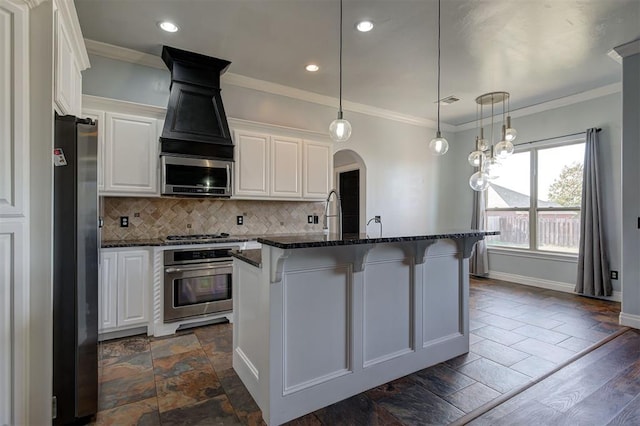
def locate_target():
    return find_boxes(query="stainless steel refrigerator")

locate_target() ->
[53,114,99,424]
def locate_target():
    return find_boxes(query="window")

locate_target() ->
[486,136,585,254]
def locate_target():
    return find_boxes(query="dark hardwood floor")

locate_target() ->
[92,277,630,425]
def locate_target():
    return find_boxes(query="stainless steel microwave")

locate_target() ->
[161,155,233,197]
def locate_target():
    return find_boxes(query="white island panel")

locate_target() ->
[363,257,413,367]
[282,265,351,394]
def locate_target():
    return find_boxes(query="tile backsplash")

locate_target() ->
[101,197,325,241]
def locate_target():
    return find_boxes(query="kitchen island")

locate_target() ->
[231,231,497,425]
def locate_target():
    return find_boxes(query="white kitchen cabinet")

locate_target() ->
[103,112,158,195]
[234,130,270,197]
[271,136,302,197]
[303,140,332,199]
[99,248,150,334]
[53,0,88,116]
[233,128,331,200]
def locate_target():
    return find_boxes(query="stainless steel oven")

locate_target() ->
[163,247,233,322]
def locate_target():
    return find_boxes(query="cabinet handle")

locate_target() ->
[165,264,232,273]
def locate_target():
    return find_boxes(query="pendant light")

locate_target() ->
[329,0,352,142]
[429,0,448,155]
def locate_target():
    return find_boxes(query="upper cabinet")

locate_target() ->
[233,127,332,201]
[53,0,89,116]
[83,96,165,197]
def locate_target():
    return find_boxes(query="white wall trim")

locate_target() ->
[487,247,578,264]
[619,312,640,329]
[454,83,622,132]
[613,39,640,59]
[55,0,90,69]
[488,271,622,302]
[83,39,451,130]
[20,0,45,8]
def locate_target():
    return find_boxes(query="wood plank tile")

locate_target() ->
[474,314,526,331]
[411,363,476,397]
[557,336,594,352]
[511,338,576,364]
[378,384,465,425]
[510,356,557,378]
[512,312,564,329]
[315,394,402,426]
[511,324,571,345]
[473,325,529,346]
[456,358,530,393]
[552,323,612,342]
[443,382,501,413]
[470,339,530,367]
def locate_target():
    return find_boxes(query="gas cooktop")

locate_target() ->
[166,233,230,241]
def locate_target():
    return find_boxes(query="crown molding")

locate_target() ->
[613,39,640,59]
[21,0,46,8]
[82,94,167,119]
[454,83,622,132]
[84,39,453,130]
[56,0,90,69]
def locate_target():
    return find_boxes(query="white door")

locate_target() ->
[234,130,270,196]
[116,250,149,327]
[303,140,332,199]
[104,112,158,194]
[98,251,118,331]
[271,136,302,198]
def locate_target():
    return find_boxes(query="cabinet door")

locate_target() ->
[116,250,149,328]
[303,140,332,199]
[83,109,106,191]
[271,136,302,198]
[54,10,75,115]
[234,130,270,196]
[98,251,118,332]
[104,112,158,194]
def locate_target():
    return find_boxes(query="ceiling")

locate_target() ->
[74,0,640,126]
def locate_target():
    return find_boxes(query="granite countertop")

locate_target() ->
[101,235,261,248]
[257,230,499,250]
[231,249,262,268]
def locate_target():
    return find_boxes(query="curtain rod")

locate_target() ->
[514,128,602,147]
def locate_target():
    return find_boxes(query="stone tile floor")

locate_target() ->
[92,277,625,425]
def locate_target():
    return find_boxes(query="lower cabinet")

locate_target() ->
[99,248,150,334]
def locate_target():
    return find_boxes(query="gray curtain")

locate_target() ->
[470,189,489,277]
[576,128,612,296]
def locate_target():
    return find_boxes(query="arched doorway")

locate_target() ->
[333,150,367,237]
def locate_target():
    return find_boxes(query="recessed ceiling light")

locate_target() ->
[159,21,179,33]
[356,20,374,32]
[305,64,320,72]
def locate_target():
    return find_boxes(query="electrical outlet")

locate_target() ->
[313,215,319,224]
[237,215,243,225]
[120,216,129,227]
[374,215,381,223]
[611,270,619,280]
[308,215,313,224]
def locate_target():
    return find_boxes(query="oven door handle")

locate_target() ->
[165,264,232,273]
[226,164,231,193]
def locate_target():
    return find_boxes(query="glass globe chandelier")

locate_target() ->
[429,0,448,155]
[468,91,517,191]
[329,0,352,142]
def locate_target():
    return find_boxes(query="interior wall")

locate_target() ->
[440,93,622,295]
[82,54,444,237]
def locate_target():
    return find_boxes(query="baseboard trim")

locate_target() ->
[487,271,622,302]
[619,312,640,329]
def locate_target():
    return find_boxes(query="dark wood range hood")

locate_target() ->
[160,45,234,160]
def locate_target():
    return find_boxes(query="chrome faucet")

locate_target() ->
[323,189,342,238]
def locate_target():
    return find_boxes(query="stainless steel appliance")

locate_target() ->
[164,247,234,322]
[161,155,233,197]
[52,114,98,424]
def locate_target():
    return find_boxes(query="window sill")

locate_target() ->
[487,247,578,263]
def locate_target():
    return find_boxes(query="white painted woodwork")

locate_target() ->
[0,0,28,217]
[98,251,117,331]
[82,109,106,191]
[103,112,158,195]
[0,232,12,426]
[116,249,149,327]
[283,266,350,393]
[270,136,302,197]
[233,238,477,425]
[363,257,413,367]
[303,140,331,199]
[234,130,270,197]
[54,7,75,114]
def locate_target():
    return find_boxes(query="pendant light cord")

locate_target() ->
[339,0,343,114]
[436,0,441,133]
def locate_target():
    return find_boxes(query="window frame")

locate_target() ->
[485,135,585,254]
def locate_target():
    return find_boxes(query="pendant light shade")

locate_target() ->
[329,0,351,142]
[429,0,448,155]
